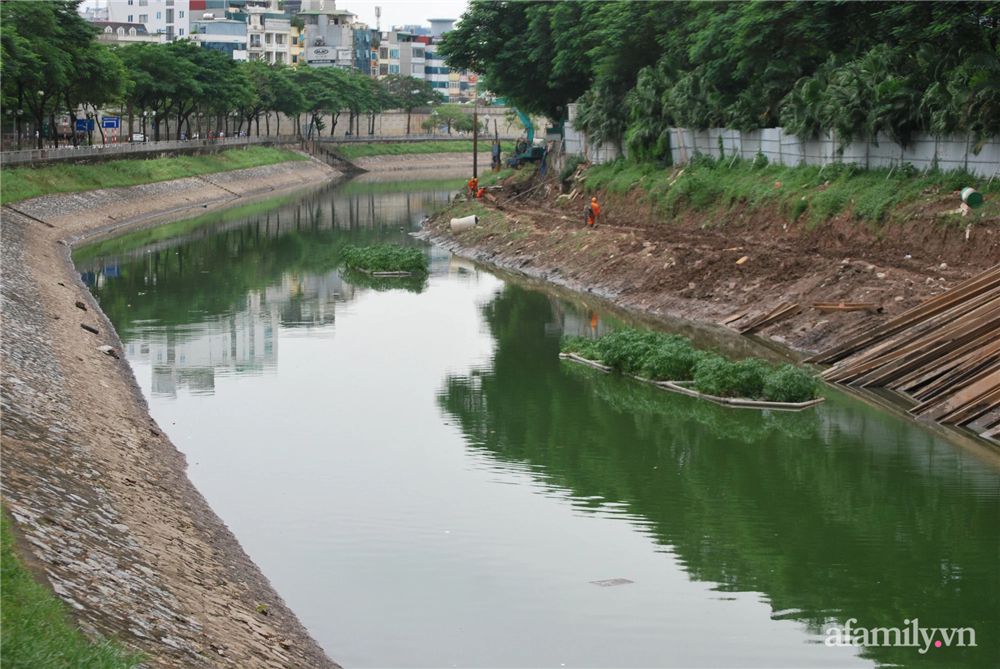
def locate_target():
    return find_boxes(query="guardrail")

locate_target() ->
[1,133,527,167]
[0,135,283,167]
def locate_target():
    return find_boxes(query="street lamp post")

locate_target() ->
[473,93,479,179]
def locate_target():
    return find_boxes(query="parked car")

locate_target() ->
[132,133,145,143]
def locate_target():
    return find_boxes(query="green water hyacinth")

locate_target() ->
[341,244,429,274]
[561,328,819,403]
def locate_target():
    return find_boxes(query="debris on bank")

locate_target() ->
[809,264,1000,441]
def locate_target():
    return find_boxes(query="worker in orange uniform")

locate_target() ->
[585,197,600,227]
[468,176,479,198]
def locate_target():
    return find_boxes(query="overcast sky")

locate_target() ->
[82,0,471,32]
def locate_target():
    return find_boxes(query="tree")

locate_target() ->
[382,74,442,134]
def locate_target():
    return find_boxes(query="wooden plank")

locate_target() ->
[722,311,748,325]
[941,385,1000,425]
[915,370,1000,420]
[822,291,1000,383]
[894,331,1000,391]
[812,302,880,314]
[910,357,1000,404]
[806,265,1000,363]
[741,303,801,335]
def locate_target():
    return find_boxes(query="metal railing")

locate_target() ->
[0,135,282,166]
[1,132,526,166]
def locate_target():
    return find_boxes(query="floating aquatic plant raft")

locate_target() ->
[342,243,429,274]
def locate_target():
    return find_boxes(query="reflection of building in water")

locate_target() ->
[546,297,616,339]
[274,271,354,328]
[126,291,280,398]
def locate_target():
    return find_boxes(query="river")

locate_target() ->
[75,177,999,668]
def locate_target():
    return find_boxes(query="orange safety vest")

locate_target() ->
[468,178,478,194]
[588,202,600,224]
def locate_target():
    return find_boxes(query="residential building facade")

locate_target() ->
[103,0,191,40]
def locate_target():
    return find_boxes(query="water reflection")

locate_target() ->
[75,180,462,396]
[439,284,1000,669]
[74,179,999,668]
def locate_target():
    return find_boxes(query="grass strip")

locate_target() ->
[341,243,429,274]
[561,328,819,403]
[1,511,143,669]
[335,140,514,159]
[581,157,999,228]
[1,147,307,205]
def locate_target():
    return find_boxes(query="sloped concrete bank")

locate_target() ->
[1,161,341,667]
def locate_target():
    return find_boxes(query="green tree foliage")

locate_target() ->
[442,1,1000,158]
[0,3,421,146]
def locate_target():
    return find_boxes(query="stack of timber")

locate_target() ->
[739,302,801,335]
[806,265,1000,442]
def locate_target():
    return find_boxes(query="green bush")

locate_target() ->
[560,335,601,360]
[341,243,428,274]
[640,336,704,381]
[731,357,771,399]
[595,328,663,374]
[762,364,819,403]
[693,354,739,397]
[560,155,588,183]
[563,326,820,403]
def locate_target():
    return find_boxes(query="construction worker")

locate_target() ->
[585,197,600,227]
[468,176,479,198]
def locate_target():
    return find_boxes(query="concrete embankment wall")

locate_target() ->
[0,160,341,668]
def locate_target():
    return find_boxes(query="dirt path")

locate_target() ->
[421,176,1000,354]
[1,161,341,667]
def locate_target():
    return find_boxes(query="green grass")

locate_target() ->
[479,167,516,188]
[1,511,143,669]
[1,147,307,205]
[581,157,1000,228]
[561,327,819,402]
[341,243,429,273]
[335,140,514,160]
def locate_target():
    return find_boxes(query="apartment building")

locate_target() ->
[247,9,291,64]
[190,18,248,59]
[104,0,191,40]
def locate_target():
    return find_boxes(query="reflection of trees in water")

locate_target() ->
[438,284,999,669]
[80,182,452,338]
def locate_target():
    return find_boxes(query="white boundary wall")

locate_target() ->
[564,105,1000,178]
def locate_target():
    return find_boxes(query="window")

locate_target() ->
[156,11,161,19]
[379,47,387,59]
[411,64,420,74]
[118,27,125,35]
[276,52,284,62]
[127,14,133,21]
[292,55,298,63]
[166,9,173,23]
[265,33,272,44]
[276,34,283,45]
[389,49,399,59]
[292,36,298,45]
[389,64,399,74]
[128,0,133,5]
[413,48,424,58]
[138,14,147,22]
[379,63,388,75]
[105,26,113,33]
[130,28,137,35]
[138,0,147,5]
[178,28,183,36]
[179,10,183,18]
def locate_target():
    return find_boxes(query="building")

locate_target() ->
[383,31,425,79]
[104,0,191,40]
[300,2,372,71]
[93,21,159,44]
[290,24,305,65]
[247,8,291,64]
[190,18,248,59]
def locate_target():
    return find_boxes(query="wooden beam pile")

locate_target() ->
[806,265,1000,440]
[739,302,801,335]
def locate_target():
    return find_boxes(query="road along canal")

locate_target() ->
[74,177,999,668]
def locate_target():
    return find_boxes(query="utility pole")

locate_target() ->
[473,94,478,178]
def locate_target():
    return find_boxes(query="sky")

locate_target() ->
[81,0,472,32]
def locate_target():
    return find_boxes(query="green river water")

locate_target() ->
[74,178,999,668]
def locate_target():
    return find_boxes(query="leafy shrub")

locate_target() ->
[640,336,704,381]
[752,149,769,169]
[341,243,428,273]
[731,358,771,399]
[690,150,717,170]
[595,328,663,374]
[560,335,601,360]
[693,354,739,397]
[560,155,588,183]
[763,364,819,403]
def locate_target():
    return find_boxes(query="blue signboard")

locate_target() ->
[75,119,95,132]
[101,117,120,129]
